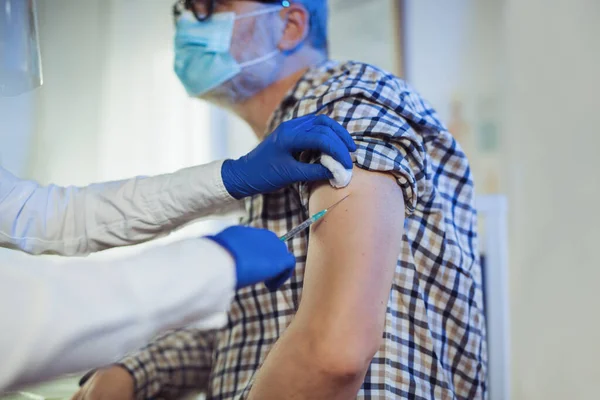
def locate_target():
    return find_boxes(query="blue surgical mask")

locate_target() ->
[174,7,281,97]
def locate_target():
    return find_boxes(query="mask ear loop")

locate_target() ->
[238,50,279,69]
[234,5,284,20]
[235,5,286,68]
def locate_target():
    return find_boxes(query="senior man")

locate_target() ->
[75,0,487,399]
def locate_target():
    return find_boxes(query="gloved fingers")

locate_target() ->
[265,267,294,292]
[311,114,357,151]
[213,226,298,290]
[264,252,296,292]
[294,162,334,181]
[290,113,318,128]
[297,128,354,169]
[277,114,317,134]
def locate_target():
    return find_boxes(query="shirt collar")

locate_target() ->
[265,60,339,136]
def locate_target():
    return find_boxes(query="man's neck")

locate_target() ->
[232,50,327,139]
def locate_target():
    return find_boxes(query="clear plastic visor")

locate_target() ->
[0,0,43,97]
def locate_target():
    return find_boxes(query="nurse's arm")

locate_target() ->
[0,237,234,393]
[0,162,242,256]
[248,167,404,400]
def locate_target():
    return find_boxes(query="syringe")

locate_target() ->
[279,194,350,242]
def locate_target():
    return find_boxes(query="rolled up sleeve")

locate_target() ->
[298,97,432,215]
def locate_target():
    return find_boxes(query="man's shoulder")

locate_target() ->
[303,60,407,99]
[324,60,399,83]
[292,60,446,134]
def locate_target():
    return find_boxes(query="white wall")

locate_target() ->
[329,0,401,75]
[404,0,473,122]
[27,0,108,185]
[27,0,221,185]
[505,0,600,399]
[404,0,505,195]
[404,1,600,398]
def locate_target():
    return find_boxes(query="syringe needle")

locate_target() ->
[325,194,350,212]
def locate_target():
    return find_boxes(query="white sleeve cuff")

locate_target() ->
[145,160,239,225]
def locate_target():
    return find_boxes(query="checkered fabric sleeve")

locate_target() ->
[117,328,217,399]
[294,68,434,214]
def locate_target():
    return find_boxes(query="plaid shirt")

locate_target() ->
[118,61,487,399]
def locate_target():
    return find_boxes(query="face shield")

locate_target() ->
[0,0,43,97]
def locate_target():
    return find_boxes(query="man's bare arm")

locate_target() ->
[248,167,405,399]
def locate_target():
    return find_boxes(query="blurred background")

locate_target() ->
[1,0,599,399]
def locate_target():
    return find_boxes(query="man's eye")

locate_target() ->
[185,0,211,18]
[190,4,209,17]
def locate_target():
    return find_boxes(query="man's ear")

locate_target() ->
[278,3,310,52]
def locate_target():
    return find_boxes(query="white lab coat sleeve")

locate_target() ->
[0,237,236,392]
[0,161,245,256]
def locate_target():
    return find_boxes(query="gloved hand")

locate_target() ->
[221,114,357,199]
[207,226,296,291]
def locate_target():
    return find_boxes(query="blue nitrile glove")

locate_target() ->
[221,114,357,199]
[207,226,296,291]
